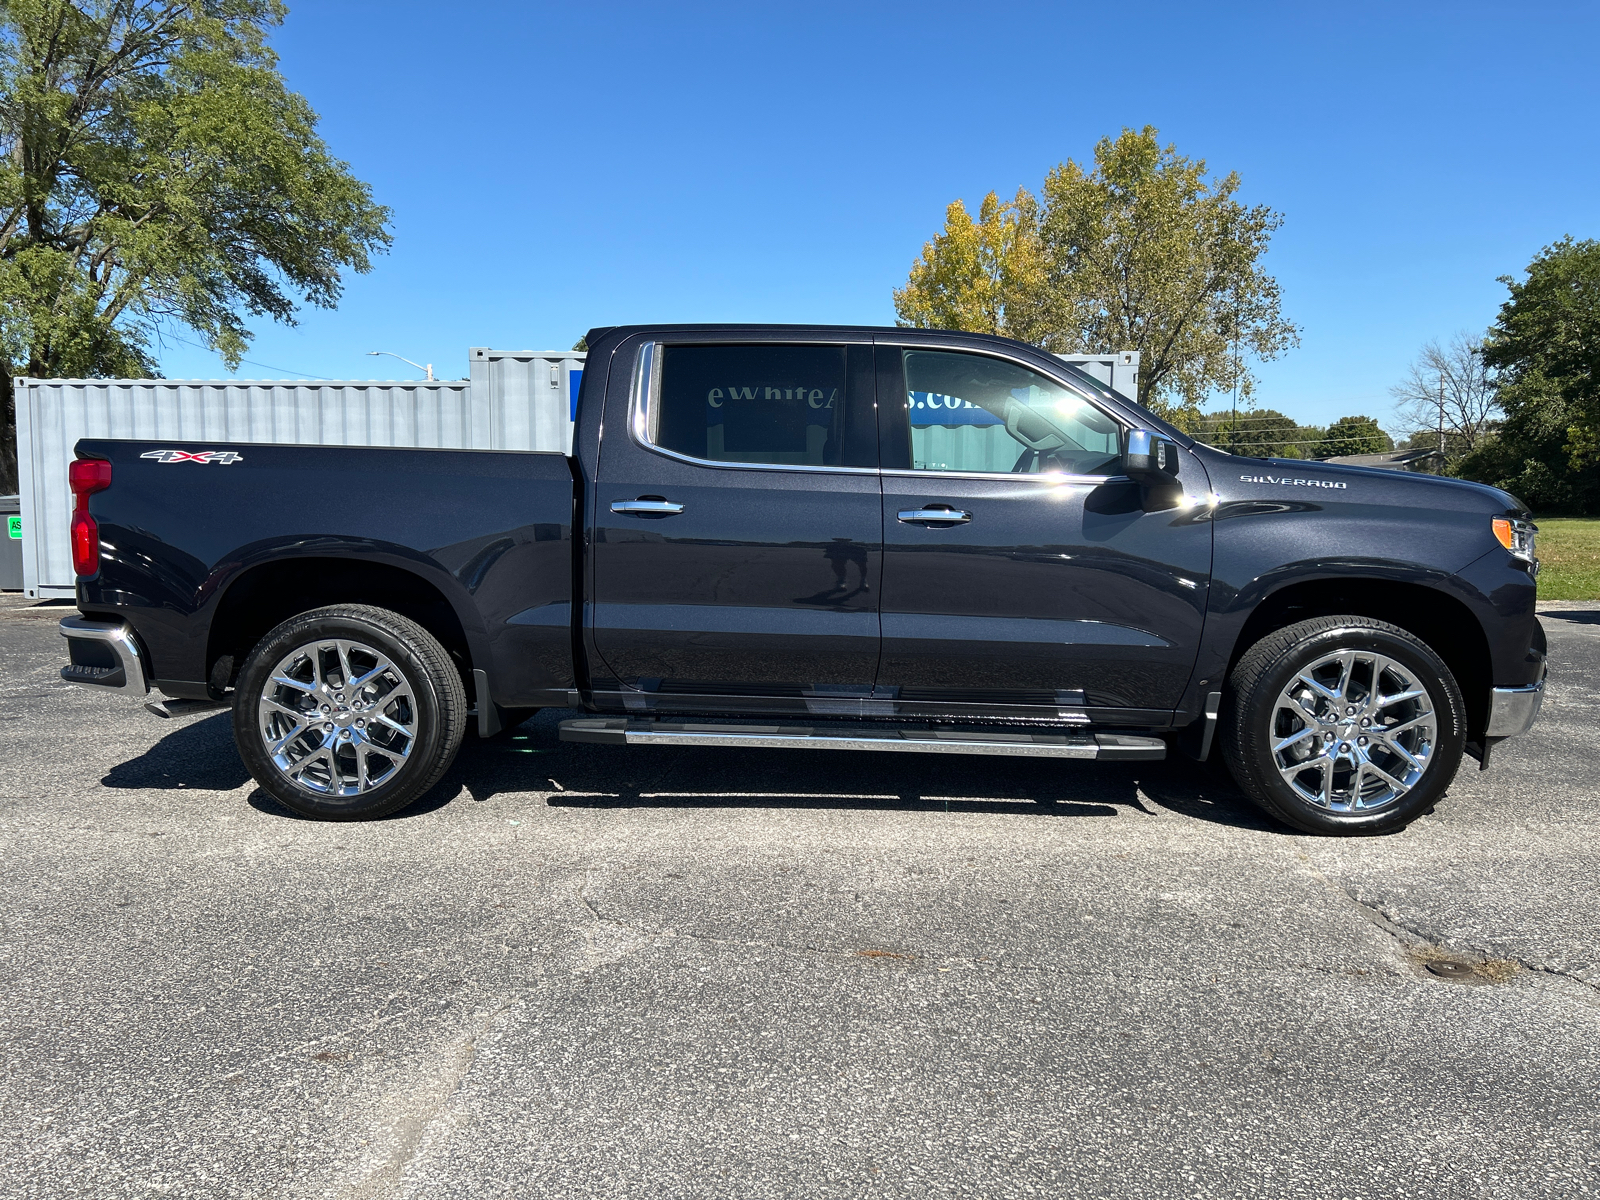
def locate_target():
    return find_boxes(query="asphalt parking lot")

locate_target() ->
[0,596,1596,1199]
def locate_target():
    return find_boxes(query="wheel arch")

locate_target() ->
[204,554,487,698]
[1226,577,1493,739]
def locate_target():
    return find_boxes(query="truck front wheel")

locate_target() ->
[232,604,467,820]
[1220,616,1466,835]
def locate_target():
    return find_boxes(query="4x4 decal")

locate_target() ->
[139,450,244,464]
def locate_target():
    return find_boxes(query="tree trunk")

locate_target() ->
[0,371,17,497]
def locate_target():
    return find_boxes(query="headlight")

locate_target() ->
[1492,516,1537,563]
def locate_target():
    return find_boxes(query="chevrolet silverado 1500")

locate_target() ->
[57,325,1547,833]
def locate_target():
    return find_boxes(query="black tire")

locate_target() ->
[232,604,467,820]
[1219,616,1466,835]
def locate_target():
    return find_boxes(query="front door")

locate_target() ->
[589,338,882,714]
[875,344,1212,724]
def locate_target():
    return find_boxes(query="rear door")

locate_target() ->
[874,342,1212,724]
[588,336,882,715]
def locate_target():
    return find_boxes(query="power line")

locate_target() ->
[157,332,328,380]
[1194,415,1389,426]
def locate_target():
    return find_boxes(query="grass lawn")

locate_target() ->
[1535,517,1600,601]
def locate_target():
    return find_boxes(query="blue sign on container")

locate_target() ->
[909,391,1002,426]
[569,369,584,422]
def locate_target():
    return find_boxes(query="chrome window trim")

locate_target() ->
[627,339,657,448]
[626,339,880,477]
[624,336,1134,480]
[882,467,1128,485]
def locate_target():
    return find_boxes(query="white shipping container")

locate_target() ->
[15,349,584,597]
[1057,351,1141,400]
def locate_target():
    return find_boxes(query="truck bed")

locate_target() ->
[73,440,578,706]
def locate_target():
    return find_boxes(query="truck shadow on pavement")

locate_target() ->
[101,711,250,792]
[439,713,1280,832]
[523,760,1276,830]
[99,708,1279,832]
[1540,608,1599,625]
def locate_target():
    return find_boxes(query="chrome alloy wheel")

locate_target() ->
[258,639,417,797]
[1270,649,1438,813]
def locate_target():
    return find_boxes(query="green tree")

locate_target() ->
[894,127,1299,425]
[1460,237,1600,513]
[893,188,1045,341]
[1035,128,1299,421]
[0,0,391,493]
[1315,415,1393,458]
[1191,407,1307,458]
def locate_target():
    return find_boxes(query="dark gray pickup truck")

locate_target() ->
[58,324,1546,833]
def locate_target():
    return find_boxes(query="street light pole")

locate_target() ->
[367,350,434,381]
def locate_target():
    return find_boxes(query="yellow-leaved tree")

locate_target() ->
[894,127,1299,426]
[892,189,1047,343]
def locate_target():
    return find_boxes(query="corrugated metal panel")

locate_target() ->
[1057,352,1140,402]
[17,352,585,596]
[468,348,584,455]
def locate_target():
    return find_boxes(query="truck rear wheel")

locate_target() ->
[1220,616,1465,835]
[232,604,467,820]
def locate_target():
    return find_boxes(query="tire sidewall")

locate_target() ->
[233,610,450,819]
[1231,622,1465,834]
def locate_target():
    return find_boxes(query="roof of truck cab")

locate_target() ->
[588,322,1038,345]
[579,324,1188,447]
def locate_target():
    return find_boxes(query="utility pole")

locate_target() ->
[1230,295,1241,452]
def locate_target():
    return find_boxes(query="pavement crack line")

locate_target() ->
[571,885,945,966]
[340,998,520,1200]
[1294,847,1600,1002]
[568,891,1422,983]
[68,987,519,1145]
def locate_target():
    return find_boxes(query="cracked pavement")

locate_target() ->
[1,595,1597,1198]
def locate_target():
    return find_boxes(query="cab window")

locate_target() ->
[652,344,860,467]
[902,350,1122,476]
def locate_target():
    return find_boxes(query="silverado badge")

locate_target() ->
[1239,473,1346,490]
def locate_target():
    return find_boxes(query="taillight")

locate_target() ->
[69,457,112,577]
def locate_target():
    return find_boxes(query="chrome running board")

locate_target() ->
[558,719,1165,761]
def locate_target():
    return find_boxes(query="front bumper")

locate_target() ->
[1486,666,1546,739]
[59,616,149,695]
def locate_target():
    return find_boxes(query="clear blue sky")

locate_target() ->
[157,0,1600,431]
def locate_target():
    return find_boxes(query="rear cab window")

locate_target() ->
[644,343,876,469]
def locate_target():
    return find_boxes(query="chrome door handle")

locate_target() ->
[898,508,971,524]
[611,499,684,515]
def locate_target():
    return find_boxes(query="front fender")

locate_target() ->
[1175,554,1513,733]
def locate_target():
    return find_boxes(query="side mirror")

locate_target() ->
[1125,429,1180,485]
